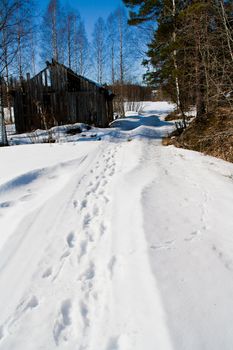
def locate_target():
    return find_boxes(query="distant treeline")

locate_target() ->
[108,83,152,102]
[108,83,153,115]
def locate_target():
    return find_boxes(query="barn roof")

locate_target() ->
[31,60,113,96]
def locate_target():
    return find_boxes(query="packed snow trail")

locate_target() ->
[0,140,172,350]
[0,102,233,349]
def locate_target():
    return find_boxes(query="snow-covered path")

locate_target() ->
[0,102,233,349]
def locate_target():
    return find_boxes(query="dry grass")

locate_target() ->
[165,110,195,122]
[165,110,181,121]
[164,107,233,163]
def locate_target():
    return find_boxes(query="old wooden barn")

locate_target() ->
[12,60,114,133]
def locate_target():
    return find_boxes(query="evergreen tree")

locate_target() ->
[124,0,233,117]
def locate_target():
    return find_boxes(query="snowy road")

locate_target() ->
[0,102,233,349]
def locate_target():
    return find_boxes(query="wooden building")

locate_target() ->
[13,60,114,133]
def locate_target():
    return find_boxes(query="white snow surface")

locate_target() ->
[1,101,233,349]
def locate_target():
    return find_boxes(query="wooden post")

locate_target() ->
[0,77,8,146]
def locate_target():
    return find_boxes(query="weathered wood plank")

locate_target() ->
[13,61,114,133]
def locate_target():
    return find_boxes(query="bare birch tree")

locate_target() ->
[75,20,89,75]
[106,13,117,84]
[92,17,106,84]
[41,0,63,62]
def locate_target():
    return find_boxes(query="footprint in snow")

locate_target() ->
[85,190,91,197]
[66,232,76,248]
[106,336,119,350]
[19,193,34,202]
[60,250,71,260]
[84,261,95,280]
[83,213,91,228]
[0,201,14,209]
[100,222,106,236]
[108,256,117,278]
[1,296,38,336]
[25,296,39,310]
[102,179,108,187]
[92,181,101,193]
[80,263,95,294]
[80,301,89,328]
[86,230,94,242]
[48,175,57,180]
[184,230,201,242]
[212,245,233,271]
[151,240,174,251]
[78,240,88,261]
[15,295,39,317]
[93,205,99,217]
[0,326,5,341]
[42,267,53,279]
[80,199,88,209]
[53,299,72,345]
[73,200,78,209]
[104,196,110,203]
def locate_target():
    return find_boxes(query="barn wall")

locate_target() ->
[13,62,114,133]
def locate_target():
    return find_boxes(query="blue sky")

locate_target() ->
[39,0,124,38]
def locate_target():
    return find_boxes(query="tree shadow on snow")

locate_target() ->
[111,115,172,131]
[109,114,174,140]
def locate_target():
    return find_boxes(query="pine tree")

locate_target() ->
[124,0,233,117]
[123,0,186,114]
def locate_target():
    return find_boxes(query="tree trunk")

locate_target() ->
[195,49,206,118]
[172,0,186,126]
[194,20,206,118]
[0,79,8,146]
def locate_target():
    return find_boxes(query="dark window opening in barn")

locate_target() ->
[43,93,50,108]
[67,71,81,92]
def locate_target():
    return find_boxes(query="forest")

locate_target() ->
[124,0,233,114]
[123,0,233,161]
[0,1,151,101]
[0,0,153,138]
